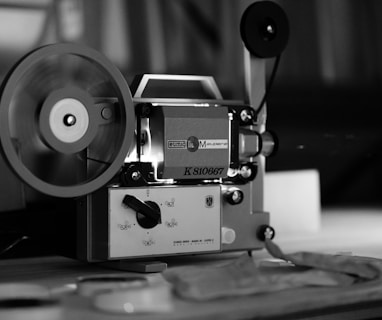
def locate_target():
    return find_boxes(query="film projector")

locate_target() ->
[0,1,289,270]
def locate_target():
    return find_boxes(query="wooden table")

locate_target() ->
[1,208,382,319]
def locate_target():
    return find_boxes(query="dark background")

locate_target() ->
[1,0,382,209]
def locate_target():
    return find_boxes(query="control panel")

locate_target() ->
[108,185,221,258]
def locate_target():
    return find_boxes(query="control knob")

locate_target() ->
[122,194,161,229]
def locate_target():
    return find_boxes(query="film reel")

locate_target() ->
[240,1,289,58]
[0,43,135,197]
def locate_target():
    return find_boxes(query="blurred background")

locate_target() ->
[0,0,382,208]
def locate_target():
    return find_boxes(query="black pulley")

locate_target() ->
[0,43,135,198]
[240,1,289,58]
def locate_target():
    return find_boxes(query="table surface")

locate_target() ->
[1,208,382,320]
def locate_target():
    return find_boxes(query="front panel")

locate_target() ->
[108,185,221,258]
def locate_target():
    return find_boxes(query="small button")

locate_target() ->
[222,227,236,244]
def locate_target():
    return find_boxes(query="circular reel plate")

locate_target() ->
[48,98,90,144]
[0,43,135,198]
[39,86,98,154]
[240,1,289,58]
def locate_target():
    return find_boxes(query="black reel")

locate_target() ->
[240,1,289,58]
[0,43,135,198]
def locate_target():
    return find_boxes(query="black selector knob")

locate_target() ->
[122,195,161,229]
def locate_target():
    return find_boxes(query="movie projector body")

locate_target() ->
[83,72,273,262]
[0,1,288,264]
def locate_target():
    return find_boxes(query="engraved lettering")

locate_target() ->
[183,167,225,176]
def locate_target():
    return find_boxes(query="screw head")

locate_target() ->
[226,188,244,205]
[231,190,242,203]
[257,225,276,241]
[131,171,142,181]
[240,165,252,179]
[264,227,275,240]
[240,109,253,124]
[63,114,76,126]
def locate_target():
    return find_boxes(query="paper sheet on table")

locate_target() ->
[163,240,382,301]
